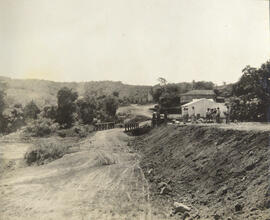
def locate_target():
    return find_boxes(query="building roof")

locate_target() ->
[182,98,214,107]
[181,90,215,96]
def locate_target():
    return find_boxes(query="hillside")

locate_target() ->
[0,76,152,107]
[132,125,269,219]
[0,76,235,109]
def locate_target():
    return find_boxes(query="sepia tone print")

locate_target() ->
[0,0,270,219]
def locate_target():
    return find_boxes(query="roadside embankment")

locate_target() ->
[132,125,270,220]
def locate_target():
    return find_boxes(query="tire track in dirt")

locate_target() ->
[0,128,162,220]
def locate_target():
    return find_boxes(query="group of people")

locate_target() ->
[151,105,231,126]
[205,107,221,123]
[182,106,230,124]
[182,106,197,124]
[152,111,168,127]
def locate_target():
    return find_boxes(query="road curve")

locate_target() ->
[0,129,159,220]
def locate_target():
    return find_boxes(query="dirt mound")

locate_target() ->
[132,125,270,219]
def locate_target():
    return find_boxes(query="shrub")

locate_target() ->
[23,100,40,120]
[4,105,26,133]
[24,118,59,137]
[41,105,58,120]
[76,97,96,124]
[57,124,94,138]
[95,151,117,166]
[24,141,70,165]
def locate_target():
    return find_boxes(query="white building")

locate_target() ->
[181,98,227,118]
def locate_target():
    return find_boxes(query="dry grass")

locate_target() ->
[95,151,117,166]
[24,139,72,165]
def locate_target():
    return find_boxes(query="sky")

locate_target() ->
[0,0,269,85]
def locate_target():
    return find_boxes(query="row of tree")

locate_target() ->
[43,87,119,128]
[1,60,270,130]
[0,86,119,134]
[150,60,270,122]
[150,78,215,110]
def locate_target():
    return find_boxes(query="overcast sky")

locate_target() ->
[0,0,269,85]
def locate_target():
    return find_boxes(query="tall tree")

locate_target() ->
[56,87,78,127]
[159,84,180,108]
[24,100,40,120]
[77,97,97,124]
[158,77,167,87]
[230,62,270,122]
[104,96,118,118]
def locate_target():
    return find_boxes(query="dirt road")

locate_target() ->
[0,129,165,220]
[117,104,154,118]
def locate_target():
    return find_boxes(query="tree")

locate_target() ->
[229,62,270,122]
[151,86,164,103]
[77,97,97,124]
[24,100,40,120]
[0,81,7,132]
[112,91,119,97]
[151,78,168,103]
[6,104,25,132]
[159,84,180,108]
[41,105,58,120]
[193,81,215,90]
[56,87,78,127]
[158,77,167,86]
[0,81,6,115]
[104,96,118,118]
[152,78,180,109]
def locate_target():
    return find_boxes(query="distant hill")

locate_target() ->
[0,76,234,108]
[0,76,152,107]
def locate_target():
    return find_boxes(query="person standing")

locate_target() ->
[206,108,210,123]
[212,108,217,123]
[225,106,230,124]
[152,112,157,127]
[156,111,161,126]
[164,110,168,125]
[216,107,221,123]
[191,106,196,124]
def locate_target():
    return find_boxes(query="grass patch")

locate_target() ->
[57,125,94,138]
[24,118,59,137]
[95,151,117,166]
[24,139,72,165]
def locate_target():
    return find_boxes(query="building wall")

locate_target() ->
[181,99,226,118]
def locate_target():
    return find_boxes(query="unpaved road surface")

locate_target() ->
[0,129,165,220]
[117,104,154,118]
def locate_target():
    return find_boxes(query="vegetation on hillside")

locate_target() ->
[151,78,215,110]
[1,59,270,135]
[0,77,152,107]
[23,100,40,120]
[0,81,7,132]
[0,78,121,135]
[229,61,270,122]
